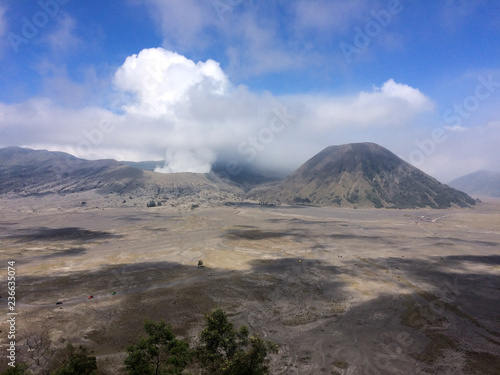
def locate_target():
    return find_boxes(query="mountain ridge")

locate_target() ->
[448,170,500,198]
[250,142,476,209]
[0,147,243,202]
[0,144,476,209]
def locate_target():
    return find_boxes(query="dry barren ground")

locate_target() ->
[0,196,499,374]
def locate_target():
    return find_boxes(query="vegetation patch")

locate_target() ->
[415,333,457,364]
[333,359,348,369]
[400,297,458,367]
[225,229,288,240]
[400,298,440,330]
[464,351,500,375]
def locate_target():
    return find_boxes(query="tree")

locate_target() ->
[197,308,277,375]
[51,344,97,375]
[124,320,190,375]
[22,332,57,375]
[225,336,276,375]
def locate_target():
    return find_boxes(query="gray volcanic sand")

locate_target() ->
[1,196,500,374]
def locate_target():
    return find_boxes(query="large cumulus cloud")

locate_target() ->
[0,48,437,174]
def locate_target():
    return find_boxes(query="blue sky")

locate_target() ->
[0,0,499,181]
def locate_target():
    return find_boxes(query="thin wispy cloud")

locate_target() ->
[43,14,82,53]
[293,0,371,33]
[441,0,483,31]
[143,0,218,52]
[0,5,7,57]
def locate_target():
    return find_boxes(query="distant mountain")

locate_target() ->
[0,147,243,200]
[251,143,476,209]
[0,145,478,209]
[211,162,285,191]
[448,170,500,197]
[121,159,284,191]
[0,146,142,195]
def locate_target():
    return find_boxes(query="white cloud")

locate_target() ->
[139,0,306,79]
[142,0,216,51]
[114,48,229,117]
[44,15,82,52]
[0,48,438,175]
[298,79,434,129]
[441,0,482,31]
[294,0,371,33]
[155,148,216,173]
[138,0,408,80]
[444,125,466,132]
[225,15,300,78]
[377,79,434,111]
[30,59,109,108]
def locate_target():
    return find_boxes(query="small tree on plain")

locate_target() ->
[197,308,277,375]
[22,332,57,375]
[51,344,97,375]
[124,320,190,375]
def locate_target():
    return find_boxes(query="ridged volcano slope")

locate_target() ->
[255,143,475,209]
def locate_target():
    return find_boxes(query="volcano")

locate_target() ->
[253,142,476,209]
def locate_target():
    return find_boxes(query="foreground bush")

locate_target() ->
[1,309,276,375]
[51,344,97,375]
[124,320,190,375]
[0,364,29,375]
[125,308,277,375]
[197,308,277,375]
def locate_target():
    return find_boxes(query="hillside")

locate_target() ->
[448,170,500,198]
[0,145,477,209]
[251,142,476,209]
[0,147,243,202]
[0,147,144,195]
